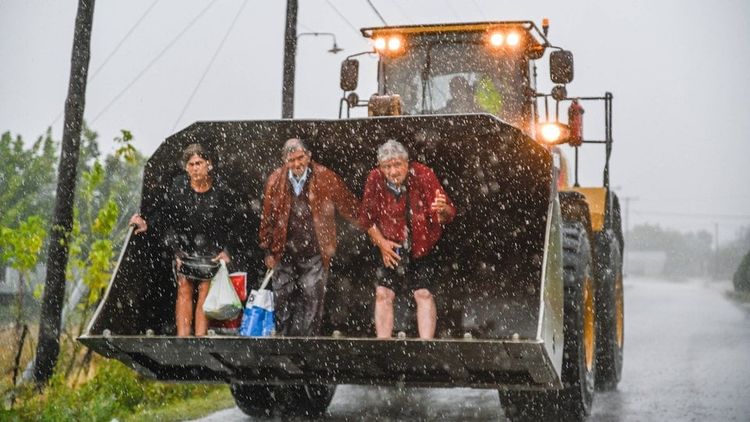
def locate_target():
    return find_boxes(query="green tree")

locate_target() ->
[0,215,46,388]
[0,131,57,287]
[0,130,57,228]
[60,129,145,380]
[0,216,46,321]
[65,127,144,265]
[0,126,146,391]
[100,130,146,245]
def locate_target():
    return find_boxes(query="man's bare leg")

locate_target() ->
[375,286,395,338]
[175,277,193,336]
[414,288,436,339]
[193,280,211,336]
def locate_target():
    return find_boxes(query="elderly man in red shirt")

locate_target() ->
[359,139,456,339]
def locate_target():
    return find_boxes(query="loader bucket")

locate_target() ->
[81,114,564,388]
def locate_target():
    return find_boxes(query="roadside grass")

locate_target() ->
[3,357,233,421]
[0,324,38,396]
[1,311,235,421]
[123,386,234,422]
[2,322,234,422]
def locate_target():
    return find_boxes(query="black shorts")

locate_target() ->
[174,253,220,282]
[375,252,437,295]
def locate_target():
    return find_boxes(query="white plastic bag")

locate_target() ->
[202,260,242,320]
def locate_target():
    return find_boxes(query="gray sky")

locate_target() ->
[1,0,749,242]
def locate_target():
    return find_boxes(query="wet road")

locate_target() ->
[194,277,750,421]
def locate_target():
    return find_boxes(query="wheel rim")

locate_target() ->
[583,273,596,371]
[615,272,624,348]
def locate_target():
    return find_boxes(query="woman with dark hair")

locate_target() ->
[130,143,234,336]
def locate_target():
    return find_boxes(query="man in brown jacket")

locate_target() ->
[259,138,359,336]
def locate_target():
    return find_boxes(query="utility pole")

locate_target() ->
[34,0,96,386]
[281,0,298,118]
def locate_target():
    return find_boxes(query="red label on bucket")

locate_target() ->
[229,272,248,301]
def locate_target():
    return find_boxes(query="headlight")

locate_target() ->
[373,35,405,56]
[489,32,504,47]
[537,122,571,145]
[506,32,521,46]
[387,36,402,51]
[486,29,523,49]
[373,37,387,51]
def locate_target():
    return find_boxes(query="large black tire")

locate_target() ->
[230,384,276,417]
[499,221,597,421]
[276,384,337,417]
[594,230,625,390]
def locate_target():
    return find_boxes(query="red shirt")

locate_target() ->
[359,162,455,259]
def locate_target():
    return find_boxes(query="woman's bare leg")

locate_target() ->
[176,276,193,336]
[194,280,211,336]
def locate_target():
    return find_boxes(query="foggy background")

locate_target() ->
[1,0,749,246]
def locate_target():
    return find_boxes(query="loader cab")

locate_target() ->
[346,23,552,134]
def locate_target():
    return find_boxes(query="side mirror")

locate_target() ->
[550,50,574,84]
[340,59,359,91]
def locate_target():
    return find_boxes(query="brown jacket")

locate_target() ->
[259,161,359,269]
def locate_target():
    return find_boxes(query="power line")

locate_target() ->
[387,0,412,24]
[49,0,161,129]
[171,0,248,131]
[90,0,161,81]
[323,0,361,36]
[90,0,218,125]
[364,0,387,25]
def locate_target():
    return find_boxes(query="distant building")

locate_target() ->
[626,250,667,277]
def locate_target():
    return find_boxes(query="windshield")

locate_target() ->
[382,41,530,129]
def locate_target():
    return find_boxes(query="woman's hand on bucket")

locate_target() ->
[213,250,231,265]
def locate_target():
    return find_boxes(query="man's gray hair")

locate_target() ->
[377,139,409,163]
[281,138,310,160]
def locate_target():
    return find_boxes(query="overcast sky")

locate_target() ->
[1,0,749,242]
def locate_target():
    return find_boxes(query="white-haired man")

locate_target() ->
[359,139,456,339]
[259,138,359,336]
